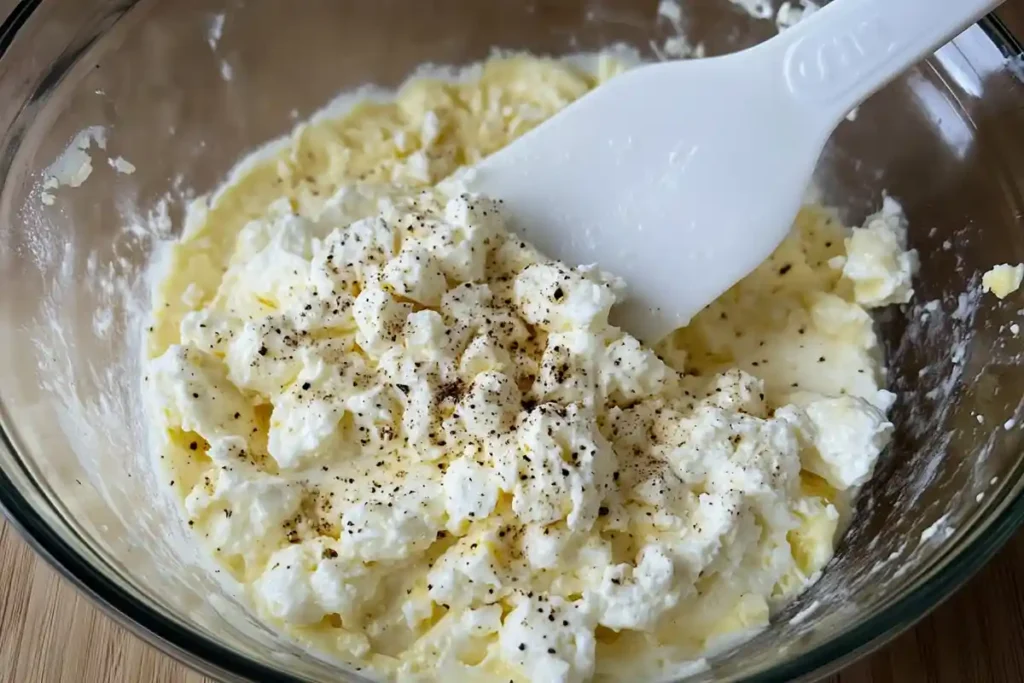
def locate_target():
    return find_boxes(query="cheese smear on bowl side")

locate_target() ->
[144,53,915,683]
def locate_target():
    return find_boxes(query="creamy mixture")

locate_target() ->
[145,54,915,682]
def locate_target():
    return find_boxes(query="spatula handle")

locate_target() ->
[771,0,1003,126]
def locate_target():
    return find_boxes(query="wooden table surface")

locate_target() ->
[4,3,1024,683]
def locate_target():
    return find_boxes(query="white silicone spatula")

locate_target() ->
[467,0,1002,343]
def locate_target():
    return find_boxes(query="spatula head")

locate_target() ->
[467,54,826,344]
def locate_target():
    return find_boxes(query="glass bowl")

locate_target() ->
[2,1,1024,681]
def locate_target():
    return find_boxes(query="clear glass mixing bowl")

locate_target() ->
[1,1,1024,681]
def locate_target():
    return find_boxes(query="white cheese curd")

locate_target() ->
[521,522,576,571]
[266,351,350,469]
[982,263,1024,299]
[146,53,914,683]
[512,403,616,532]
[842,197,918,307]
[603,333,677,403]
[397,605,504,682]
[179,308,239,354]
[344,384,401,454]
[498,594,598,683]
[150,344,260,441]
[807,292,877,350]
[407,195,501,283]
[382,249,448,307]
[311,215,396,296]
[427,528,507,607]
[589,544,681,631]
[775,0,819,30]
[533,329,605,407]
[401,309,453,365]
[256,545,333,626]
[458,334,513,381]
[256,540,381,630]
[354,286,414,358]
[780,396,894,490]
[184,442,303,563]
[340,478,445,563]
[224,317,304,395]
[514,262,618,332]
[442,457,499,531]
[221,210,319,315]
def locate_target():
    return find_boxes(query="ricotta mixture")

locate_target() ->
[982,263,1024,299]
[145,53,914,682]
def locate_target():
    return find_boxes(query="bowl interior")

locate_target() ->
[1,1,1024,681]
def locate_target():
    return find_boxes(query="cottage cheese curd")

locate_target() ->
[982,263,1024,299]
[145,53,914,682]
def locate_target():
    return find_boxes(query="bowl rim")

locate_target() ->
[0,3,1022,682]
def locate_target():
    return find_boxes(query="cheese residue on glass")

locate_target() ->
[144,53,914,683]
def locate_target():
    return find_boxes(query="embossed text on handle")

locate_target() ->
[784,11,898,105]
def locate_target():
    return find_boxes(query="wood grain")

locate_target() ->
[2,516,1024,682]
[3,4,1024,683]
